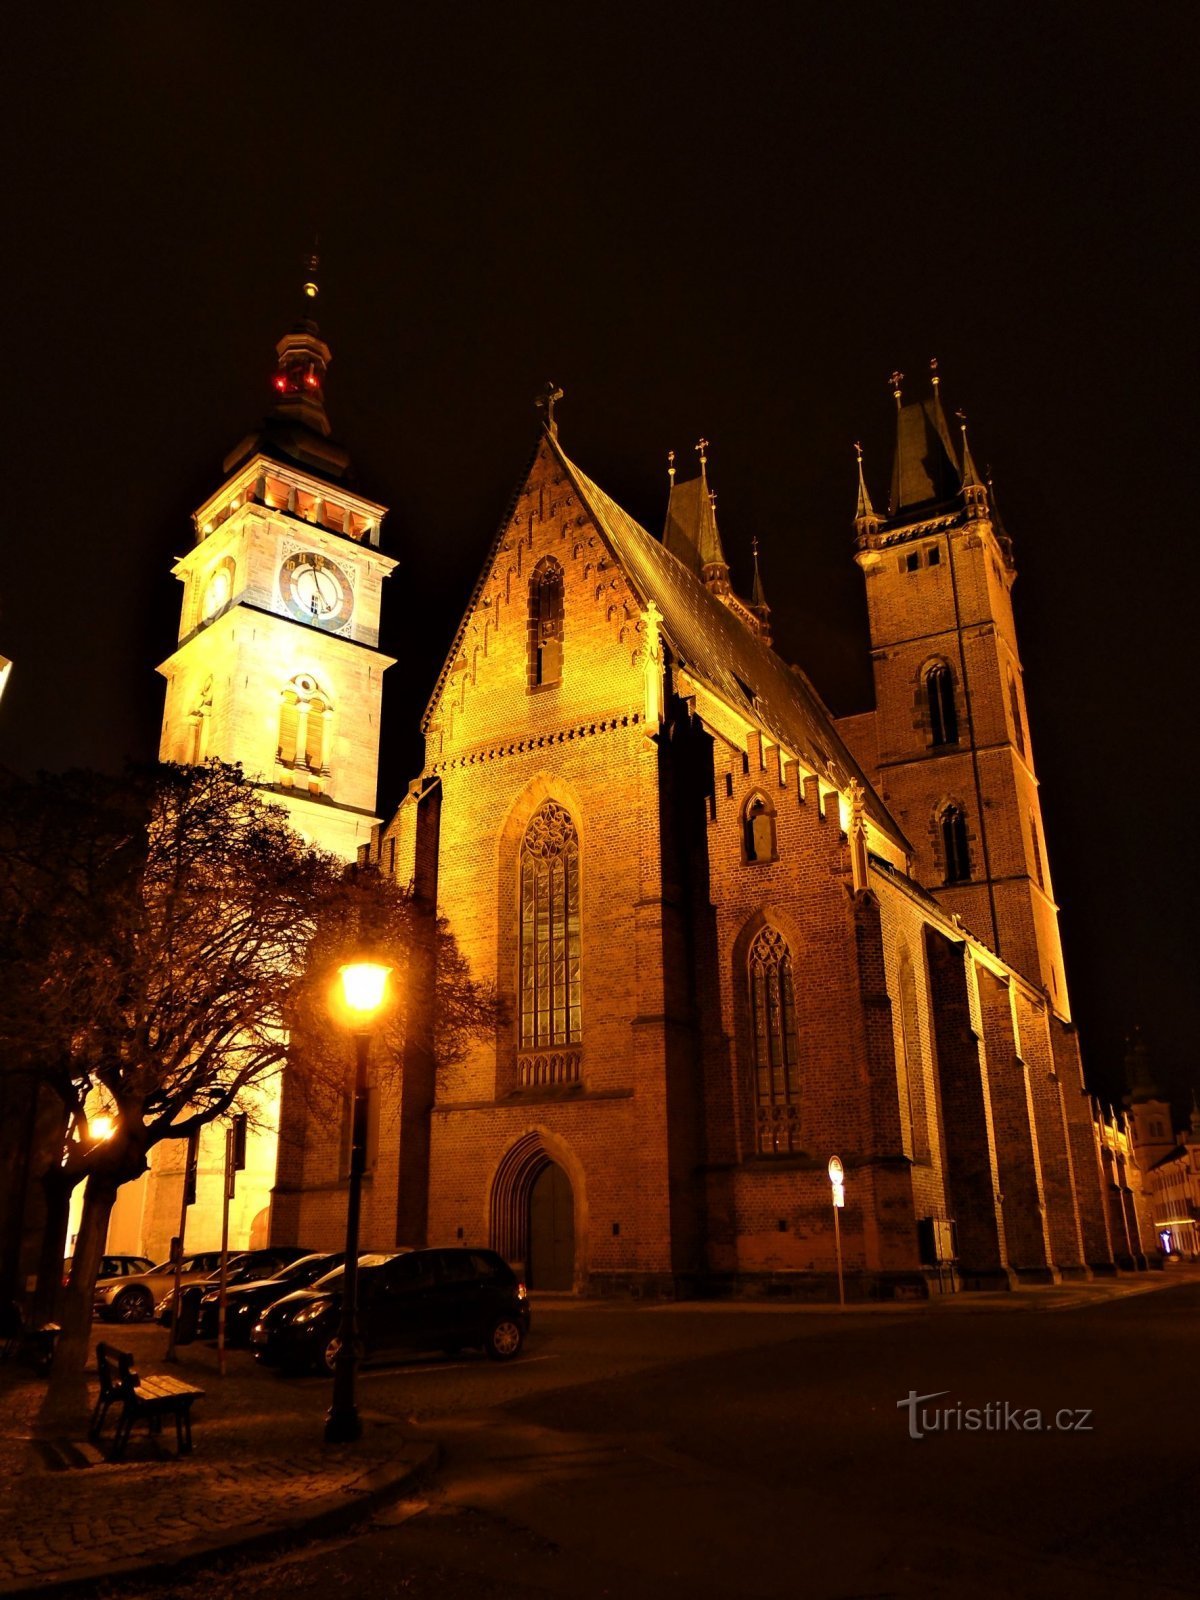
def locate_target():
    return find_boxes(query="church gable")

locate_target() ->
[424,438,652,761]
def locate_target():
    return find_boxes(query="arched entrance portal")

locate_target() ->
[490,1133,577,1290]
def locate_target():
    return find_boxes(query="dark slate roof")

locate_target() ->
[553,437,906,846]
[890,397,962,515]
[663,474,726,573]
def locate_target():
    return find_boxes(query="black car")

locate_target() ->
[251,1248,530,1373]
[154,1245,315,1324]
[196,1252,345,1342]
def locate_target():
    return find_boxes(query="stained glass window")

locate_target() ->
[519,802,581,1049]
[749,925,799,1155]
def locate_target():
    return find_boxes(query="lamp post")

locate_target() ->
[325,959,392,1445]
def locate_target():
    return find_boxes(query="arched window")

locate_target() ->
[519,802,581,1049]
[926,662,958,747]
[940,804,970,883]
[1008,671,1026,758]
[278,674,332,792]
[529,560,564,688]
[743,795,777,863]
[186,677,213,765]
[749,925,800,1155]
[1029,809,1045,890]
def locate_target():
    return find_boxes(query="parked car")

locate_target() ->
[155,1246,315,1324]
[251,1248,530,1373]
[93,1253,225,1324]
[196,1252,345,1343]
[64,1254,154,1288]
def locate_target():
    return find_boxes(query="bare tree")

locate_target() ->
[0,760,499,1424]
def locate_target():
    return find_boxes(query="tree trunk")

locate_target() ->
[30,1165,76,1326]
[38,1172,118,1432]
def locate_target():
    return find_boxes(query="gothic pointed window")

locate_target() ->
[1008,671,1026,758]
[749,925,799,1155]
[743,795,777,863]
[926,662,958,747]
[941,804,970,884]
[529,560,564,688]
[519,802,581,1050]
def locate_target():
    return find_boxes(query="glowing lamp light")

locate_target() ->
[303,280,318,299]
[337,961,393,1024]
[304,371,319,389]
[273,373,288,392]
[90,1114,115,1142]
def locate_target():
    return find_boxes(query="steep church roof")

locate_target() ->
[550,437,906,847]
[889,373,963,515]
[663,467,726,574]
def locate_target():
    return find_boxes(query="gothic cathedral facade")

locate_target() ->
[258,334,1132,1295]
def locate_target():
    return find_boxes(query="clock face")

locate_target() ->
[202,561,233,620]
[280,550,354,628]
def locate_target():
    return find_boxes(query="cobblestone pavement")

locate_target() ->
[0,1325,429,1596]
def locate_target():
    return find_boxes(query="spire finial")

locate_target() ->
[853,439,880,533]
[889,370,904,406]
[667,448,676,487]
[302,239,320,303]
[750,534,771,641]
[956,406,985,500]
[930,356,940,390]
[536,381,564,439]
[696,436,709,473]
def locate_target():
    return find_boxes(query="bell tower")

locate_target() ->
[157,259,397,860]
[852,363,1068,1011]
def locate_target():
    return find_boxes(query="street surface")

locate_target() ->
[114,1279,1199,1599]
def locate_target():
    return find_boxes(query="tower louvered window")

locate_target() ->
[941,804,970,883]
[519,802,581,1050]
[749,925,799,1155]
[926,663,958,746]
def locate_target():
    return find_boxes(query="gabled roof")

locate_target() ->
[551,437,906,847]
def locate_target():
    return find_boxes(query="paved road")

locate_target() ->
[128,1280,1199,1599]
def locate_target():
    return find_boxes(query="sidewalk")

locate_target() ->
[0,1326,433,1598]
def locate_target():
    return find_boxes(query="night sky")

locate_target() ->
[6,5,1197,1114]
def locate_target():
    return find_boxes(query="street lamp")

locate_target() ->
[325,959,393,1445]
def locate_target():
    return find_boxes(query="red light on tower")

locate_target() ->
[273,373,287,393]
[303,369,319,389]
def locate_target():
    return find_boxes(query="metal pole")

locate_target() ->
[325,1031,370,1444]
[164,1146,193,1364]
[833,1202,845,1308]
[217,1126,233,1378]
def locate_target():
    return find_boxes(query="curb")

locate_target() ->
[0,1440,439,1599]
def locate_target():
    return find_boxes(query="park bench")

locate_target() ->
[89,1342,204,1459]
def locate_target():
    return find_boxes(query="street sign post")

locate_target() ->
[828,1156,846,1308]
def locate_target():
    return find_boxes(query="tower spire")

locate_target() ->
[956,408,988,518]
[268,247,333,438]
[750,533,772,645]
[853,440,881,539]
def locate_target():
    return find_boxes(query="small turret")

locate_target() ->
[750,535,771,645]
[663,437,732,595]
[268,252,333,439]
[853,440,882,540]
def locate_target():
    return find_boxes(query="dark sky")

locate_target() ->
[6,4,1197,1115]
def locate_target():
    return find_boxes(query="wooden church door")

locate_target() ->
[529,1162,575,1290]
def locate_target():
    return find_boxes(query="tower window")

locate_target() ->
[1009,672,1026,758]
[277,674,332,793]
[926,546,941,567]
[743,795,778,863]
[925,662,958,747]
[1029,810,1045,890]
[519,801,581,1049]
[905,551,921,573]
[940,804,970,884]
[528,560,564,688]
[748,925,800,1155]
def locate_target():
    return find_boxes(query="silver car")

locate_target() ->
[93,1252,226,1323]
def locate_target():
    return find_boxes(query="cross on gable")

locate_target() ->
[536,382,564,437]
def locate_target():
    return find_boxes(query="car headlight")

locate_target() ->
[292,1300,333,1325]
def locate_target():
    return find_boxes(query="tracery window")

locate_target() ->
[529,560,564,688]
[519,802,581,1049]
[926,662,958,747]
[743,795,777,863]
[749,925,799,1155]
[941,804,970,883]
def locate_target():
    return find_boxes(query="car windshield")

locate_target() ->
[313,1253,395,1292]
[277,1254,337,1283]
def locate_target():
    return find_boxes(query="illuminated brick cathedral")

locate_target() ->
[171,275,1151,1297]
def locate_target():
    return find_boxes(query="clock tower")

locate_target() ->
[158,263,396,859]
